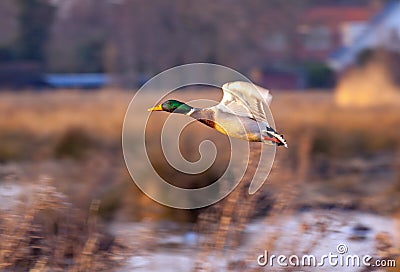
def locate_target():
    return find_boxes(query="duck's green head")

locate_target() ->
[148,100,193,114]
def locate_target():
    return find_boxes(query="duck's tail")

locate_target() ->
[262,127,288,148]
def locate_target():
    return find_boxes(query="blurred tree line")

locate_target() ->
[45,0,311,87]
[0,0,54,62]
[0,0,390,88]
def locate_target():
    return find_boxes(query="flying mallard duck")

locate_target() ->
[148,81,287,147]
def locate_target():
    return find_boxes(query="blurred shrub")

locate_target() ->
[0,180,127,271]
[311,127,398,158]
[97,184,124,222]
[336,49,400,107]
[358,48,400,86]
[356,48,374,67]
[0,132,28,162]
[303,61,335,88]
[54,127,96,160]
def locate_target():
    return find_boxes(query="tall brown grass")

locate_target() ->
[0,88,399,270]
[0,178,127,271]
[1,88,400,214]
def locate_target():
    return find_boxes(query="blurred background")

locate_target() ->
[0,0,399,271]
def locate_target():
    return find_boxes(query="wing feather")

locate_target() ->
[218,81,272,121]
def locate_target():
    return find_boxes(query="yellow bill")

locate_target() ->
[147,104,163,111]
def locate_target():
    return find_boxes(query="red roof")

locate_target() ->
[303,6,378,23]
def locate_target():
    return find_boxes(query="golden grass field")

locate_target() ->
[0,88,399,270]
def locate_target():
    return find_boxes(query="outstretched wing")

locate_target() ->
[218,81,272,121]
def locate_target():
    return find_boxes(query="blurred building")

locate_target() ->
[327,2,400,107]
[260,2,381,89]
[328,1,400,71]
[297,5,378,62]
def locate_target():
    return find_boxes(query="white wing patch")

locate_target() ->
[218,81,272,121]
[218,90,253,118]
